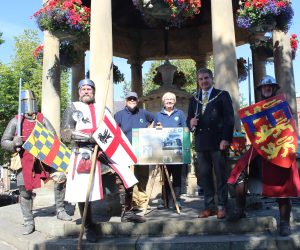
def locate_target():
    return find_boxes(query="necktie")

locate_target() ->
[202,91,208,114]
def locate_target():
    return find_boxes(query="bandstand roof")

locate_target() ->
[83,0,249,61]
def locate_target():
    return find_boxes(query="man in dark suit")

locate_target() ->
[187,68,234,219]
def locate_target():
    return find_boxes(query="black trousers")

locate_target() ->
[163,164,182,196]
[196,150,228,210]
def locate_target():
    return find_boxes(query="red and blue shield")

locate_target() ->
[240,94,298,168]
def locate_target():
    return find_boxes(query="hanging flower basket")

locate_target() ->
[250,34,297,60]
[132,0,202,27]
[33,41,83,68]
[85,65,125,84]
[290,34,298,60]
[250,36,274,59]
[237,57,248,82]
[153,68,186,88]
[236,0,294,33]
[113,64,125,84]
[33,0,90,41]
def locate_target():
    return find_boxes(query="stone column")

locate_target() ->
[273,30,297,125]
[128,58,143,97]
[251,49,266,102]
[71,52,85,102]
[193,55,208,71]
[211,0,240,130]
[89,0,113,112]
[41,31,61,137]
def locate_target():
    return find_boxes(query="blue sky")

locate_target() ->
[0,1,299,102]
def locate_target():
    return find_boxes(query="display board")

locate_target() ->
[132,127,191,165]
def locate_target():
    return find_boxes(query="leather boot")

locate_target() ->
[20,196,35,235]
[279,221,291,236]
[227,182,246,222]
[227,208,246,222]
[54,182,72,221]
[121,208,146,223]
[278,198,291,236]
[78,202,97,242]
[120,191,146,223]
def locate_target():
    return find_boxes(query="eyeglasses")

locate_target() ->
[127,97,137,101]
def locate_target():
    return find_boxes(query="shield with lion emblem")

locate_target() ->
[239,94,298,168]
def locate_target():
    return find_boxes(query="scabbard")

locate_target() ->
[72,147,80,180]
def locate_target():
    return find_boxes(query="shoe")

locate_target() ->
[85,225,97,242]
[23,223,35,235]
[157,203,166,210]
[198,209,217,218]
[121,210,146,223]
[227,210,246,222]
[217,209,226,219]
[57,210,72,221]
[279,221,291,236]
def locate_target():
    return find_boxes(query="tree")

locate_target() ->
[0,32,4,45]
[0,29,70,163]
[0,64,19,163]
[141,59,197,95]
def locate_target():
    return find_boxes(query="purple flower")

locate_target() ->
[237,16,251,29]
[261,1,278,16]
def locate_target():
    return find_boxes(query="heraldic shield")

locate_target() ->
[240,94,298,168]
[23,121,71,172]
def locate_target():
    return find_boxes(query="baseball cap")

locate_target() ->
[125,91,138,99]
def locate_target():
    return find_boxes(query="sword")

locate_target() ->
[17,78,22,136]
[191,88,200,132]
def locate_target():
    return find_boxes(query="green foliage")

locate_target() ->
[142,59,197,95]
[0,32,4,45]
[113,64,125,84]
[11,30,43,107]
[0,29,70,163]
[0,64,19,163]
[172,59,196,93]
[142,60,161,95]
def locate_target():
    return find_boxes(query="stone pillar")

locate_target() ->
[128,58,143,97]
[41,31,61,137]
[251,49,266,102]
[273,30,297,126]
[71,52,85,102]
[89,0,113,112]
[211,0,240,130]
[193,56,207,71]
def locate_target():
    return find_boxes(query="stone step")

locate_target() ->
[0,217,51,250]
[27,233,300,250]
[0,204,278,238]
[64,216,277,237]
[1,203,300,250]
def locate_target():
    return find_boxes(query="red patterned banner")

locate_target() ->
[240,94,298,168]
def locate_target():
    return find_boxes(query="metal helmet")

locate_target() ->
[78,79,95,89]
[256,75,280,90]
[21,90,38,114]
